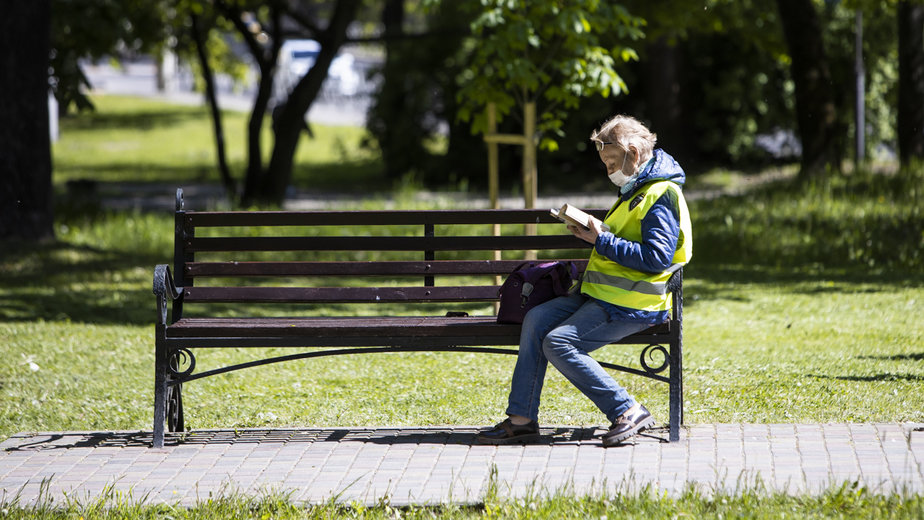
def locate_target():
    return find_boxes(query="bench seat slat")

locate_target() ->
[185,259,589,278]
[169,316,518,337]
[166,316,670,341]
[183,285,501,303]
[186,235,587,253]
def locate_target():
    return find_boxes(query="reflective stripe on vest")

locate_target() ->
[581,181,692,311]
[583,262,682,296]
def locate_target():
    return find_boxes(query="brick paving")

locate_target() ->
[1,424,922,507]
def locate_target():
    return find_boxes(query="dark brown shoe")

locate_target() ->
[602,405,654,447]
[477,418,540,445]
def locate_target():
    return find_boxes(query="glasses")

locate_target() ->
[593,140,624,152]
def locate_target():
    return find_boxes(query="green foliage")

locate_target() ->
[612,0,795,164]
[366,2,481,181]
[172,1,252,93]
[605,0,905,166]
[456,0,645,149]
[691,169,924,271]
[818,1,901,161]
[51,0,170,113]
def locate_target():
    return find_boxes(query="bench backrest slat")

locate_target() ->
[183,286,501,303]
[186,234,587,253]
[185,260,590,278]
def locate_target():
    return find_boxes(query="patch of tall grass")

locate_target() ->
[1,479,921,519]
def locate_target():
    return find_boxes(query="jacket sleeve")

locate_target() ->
[593,192,680,273]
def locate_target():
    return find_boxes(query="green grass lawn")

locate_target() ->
[52,95,384,192]
[2,95,923,515]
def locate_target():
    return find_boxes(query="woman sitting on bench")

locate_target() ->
[478,115,693,447]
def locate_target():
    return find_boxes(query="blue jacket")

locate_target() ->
[591,148,685,323]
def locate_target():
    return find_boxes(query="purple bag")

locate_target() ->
[497,261,578,324]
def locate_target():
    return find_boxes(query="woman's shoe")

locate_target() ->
[477,418,540,445]
[602,404,654,447]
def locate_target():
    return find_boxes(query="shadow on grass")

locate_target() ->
[55,180,232,215]
[62,107,208,132]
[57,162,219,180]
[54,162,388,208]
[0,241,159,325]
[679,264,922,312]
[860,352,924,361]
[808,373,924,383]
[293,159,388,193]
[858,353,924,362]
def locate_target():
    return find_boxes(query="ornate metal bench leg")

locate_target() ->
[154,343,191,447]
[165,347,193,435]
[669,338,683,442]
[152,341,168,448]
[166,382,184,433]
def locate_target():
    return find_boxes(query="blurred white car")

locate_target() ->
[273,39,361,105]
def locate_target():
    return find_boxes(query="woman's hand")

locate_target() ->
[567,217,605,244]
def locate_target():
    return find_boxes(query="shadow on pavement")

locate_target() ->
[4,426,671,451]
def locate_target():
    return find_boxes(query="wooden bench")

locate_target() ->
[152,188,685,447]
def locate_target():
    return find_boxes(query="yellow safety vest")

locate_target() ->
[581,181,692,311]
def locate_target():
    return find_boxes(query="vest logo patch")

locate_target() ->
[629,194,645,210]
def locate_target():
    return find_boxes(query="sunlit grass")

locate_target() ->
[53,95,382,191]
[1,479,921,518]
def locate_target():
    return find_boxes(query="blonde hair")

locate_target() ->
[591,115,657,164]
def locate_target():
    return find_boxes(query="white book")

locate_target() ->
[550,203,610,232]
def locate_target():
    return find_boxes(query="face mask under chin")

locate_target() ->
[608,170,633,187]
[607,151,634,187]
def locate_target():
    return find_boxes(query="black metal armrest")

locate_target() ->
[666,267,683,294]
[153,264,183,325]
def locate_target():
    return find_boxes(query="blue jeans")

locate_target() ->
[505,292,651,423]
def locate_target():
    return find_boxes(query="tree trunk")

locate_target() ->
[191,12,236,198]
[262,0,362,204]
[214,0,282,207]
[375,0,416,179]
[898,1,924,167]
[0,0,54,241]
[241,58,276,206]
[645,38,688,162]
[776,0,841,178]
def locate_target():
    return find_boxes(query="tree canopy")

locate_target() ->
[2,0,920,237]
[456,0,645,151]
[51,0,169,114]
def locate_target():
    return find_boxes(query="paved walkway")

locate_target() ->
[2,424,923,507]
